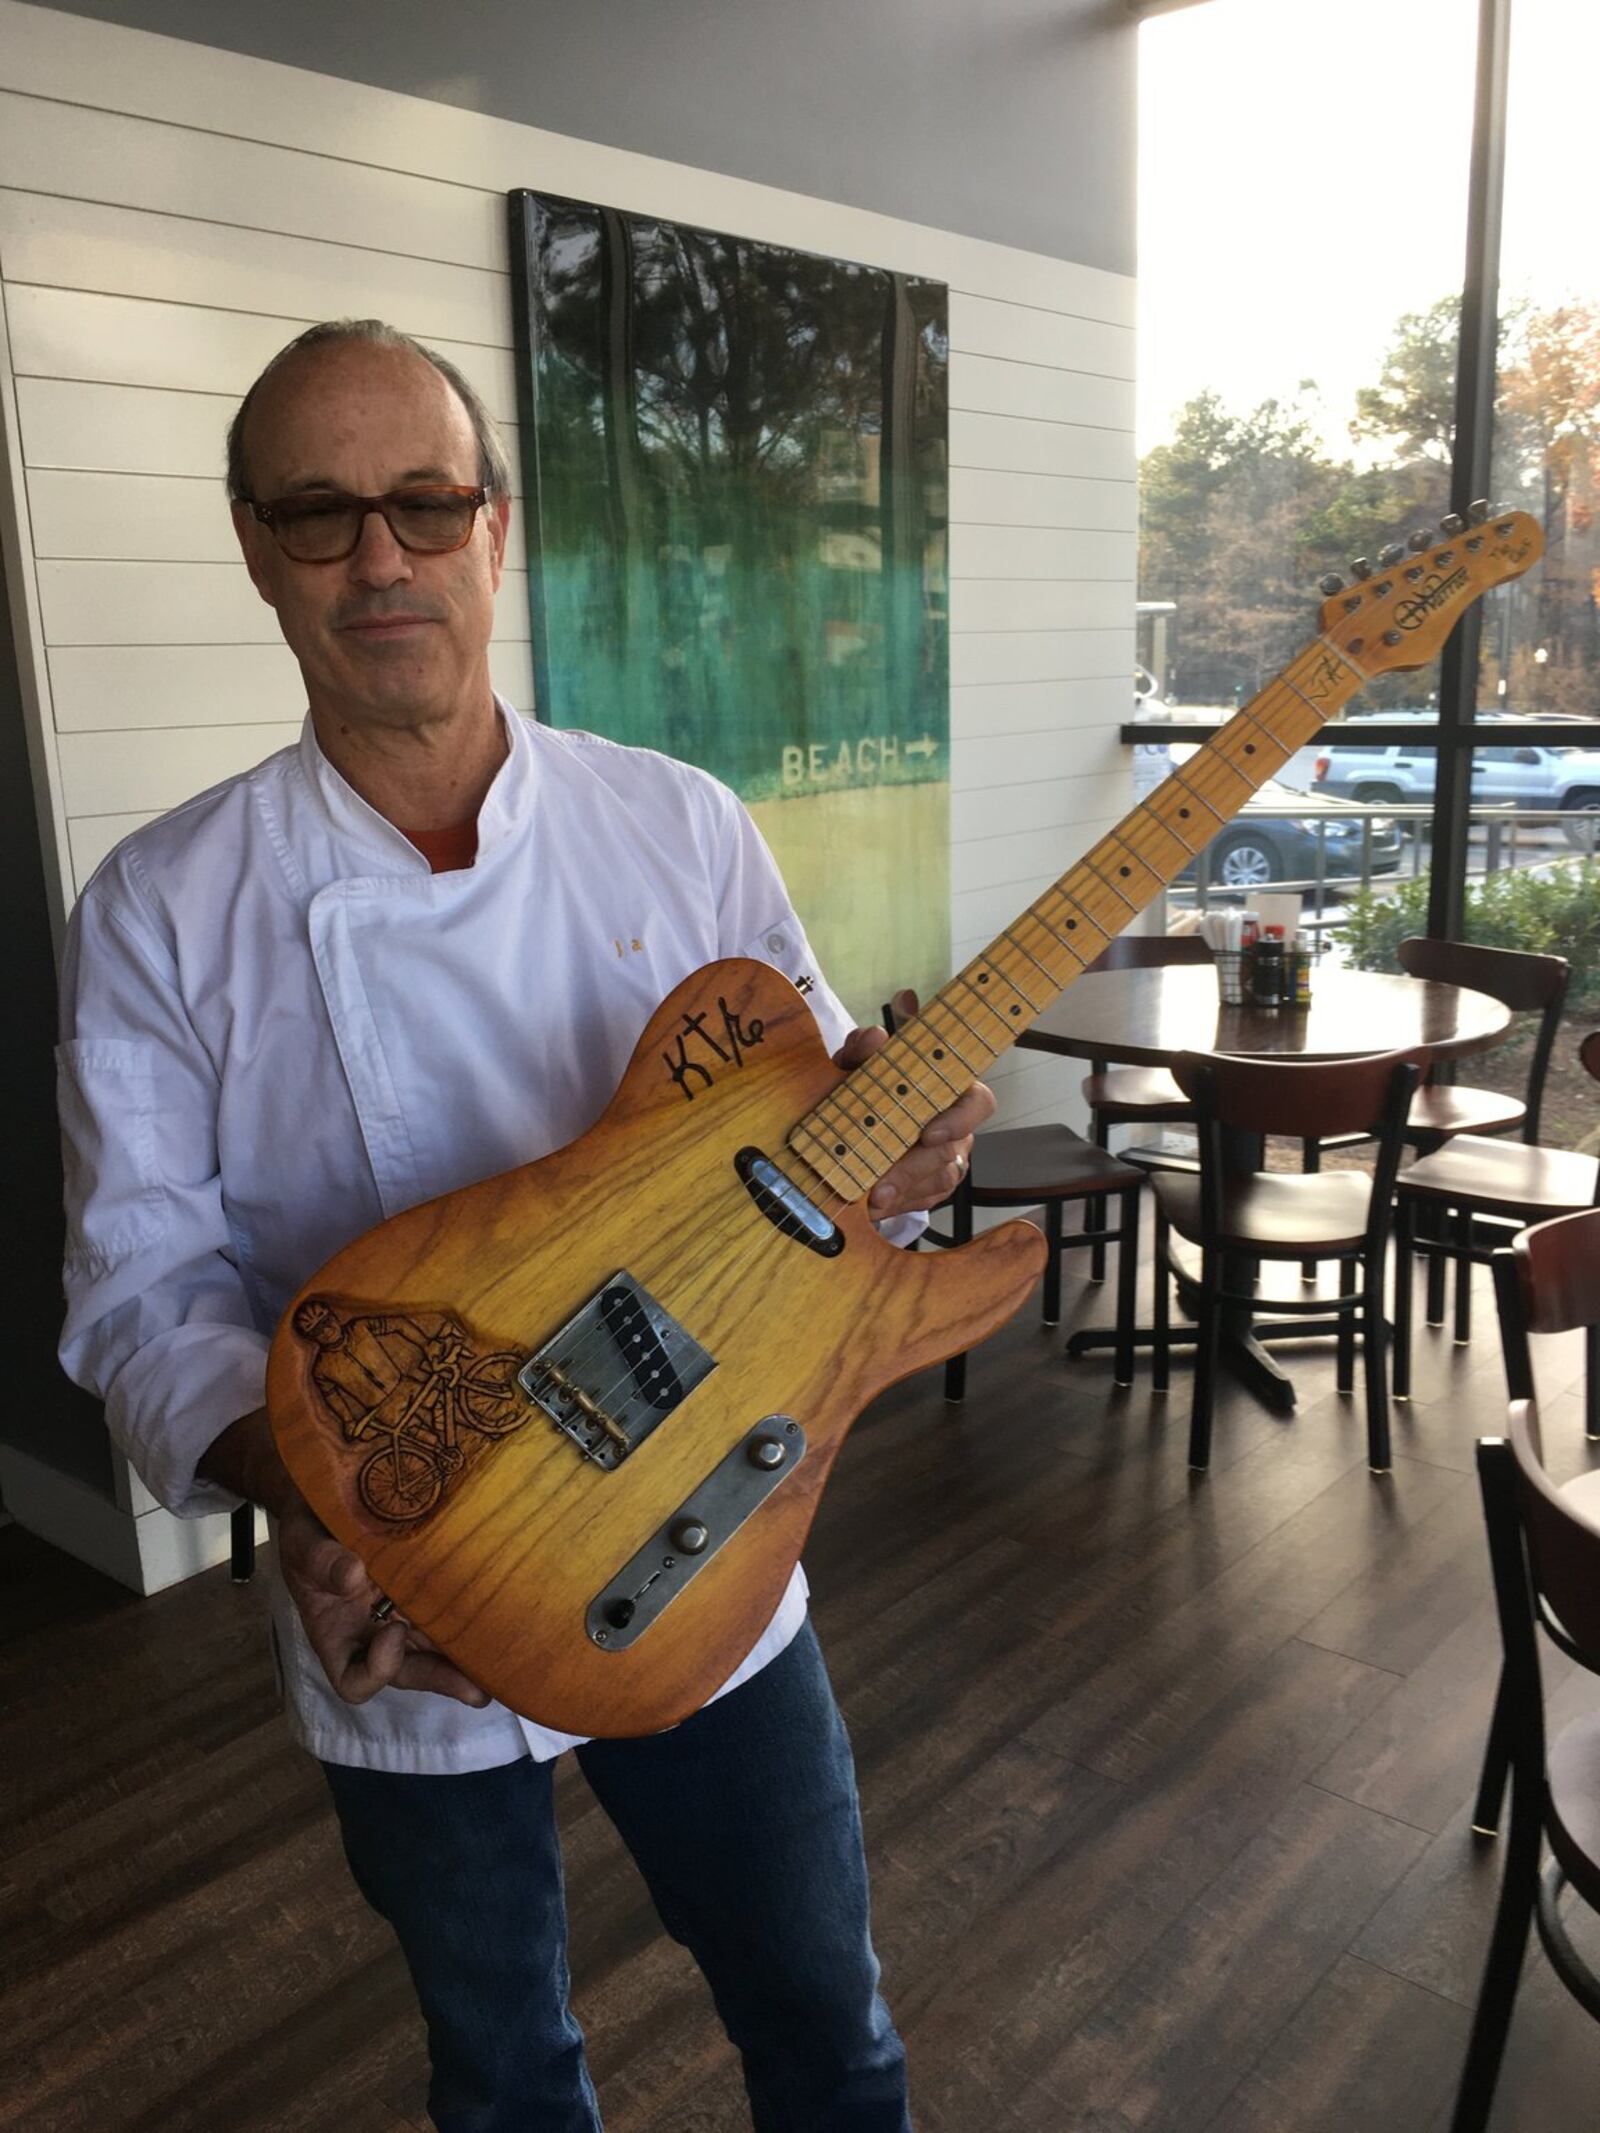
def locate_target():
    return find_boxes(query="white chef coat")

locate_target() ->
[57,704,860,1772]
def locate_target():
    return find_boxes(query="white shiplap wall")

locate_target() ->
[0,0,1134,1583]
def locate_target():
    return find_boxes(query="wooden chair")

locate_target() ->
[1079,931,1212,1280]
[1305,936,1568,1304]
[1472,1210,1600,1848]
[1152,1049,1421,1471]
[883,1000,1147,1402]
[1452,1360,1600,2131]
[1393,1031,1600,1398]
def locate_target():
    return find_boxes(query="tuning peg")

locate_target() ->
[1440,513,1465,535]
[1378,542,1405,567]
[1408,528,1432,552]
[1349,557,1374,580]
[1318,572,1344,595]
[1468,498,1491,523]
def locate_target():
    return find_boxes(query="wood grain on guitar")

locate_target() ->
[268,508,1544,1737]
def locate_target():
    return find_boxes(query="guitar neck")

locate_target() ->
[786,635,1364,1202]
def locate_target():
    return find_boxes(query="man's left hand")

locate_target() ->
[833,988,996,1218]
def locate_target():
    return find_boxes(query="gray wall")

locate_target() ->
[37,0,1136,274]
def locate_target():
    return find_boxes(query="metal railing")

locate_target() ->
[1169,800,1600,950]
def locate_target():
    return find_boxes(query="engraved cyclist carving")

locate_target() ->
[293,1298,526,1524]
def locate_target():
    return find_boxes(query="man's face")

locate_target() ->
[232,342,509,732]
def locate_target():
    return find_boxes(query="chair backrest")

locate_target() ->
[1088,931,1213,973]
[1493,1208,1600,1403]
[1171,1048,1421,1144]
[1174,1049,1421,1254]
[1397,935,1570,1140]
[1510,1398,1600,1670]
[1583,1029,1600,1086]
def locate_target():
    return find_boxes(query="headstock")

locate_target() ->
[1315,502,1544,679]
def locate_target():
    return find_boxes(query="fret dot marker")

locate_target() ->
[864,1115,876,1127]
[1009,1005,1021,1015]
[896,1083,908,1095]
[1119,866,1130,877]
[933,1048,945,1060]
[833,1143,845,1155]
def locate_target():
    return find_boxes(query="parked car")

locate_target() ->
[1178,779,1405,890]
[1312,723,1600,848]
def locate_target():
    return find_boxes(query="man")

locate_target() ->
[57,318,992,2132]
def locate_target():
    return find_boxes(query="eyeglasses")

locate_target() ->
[246,485,490,563]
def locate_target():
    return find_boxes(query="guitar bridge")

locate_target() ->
[517,1272,715,1468]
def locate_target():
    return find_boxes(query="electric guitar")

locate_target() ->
[267,507,1543,1735]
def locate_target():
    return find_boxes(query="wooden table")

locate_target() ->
[1020,965,1512,1073]
[1018,964,1513,1410]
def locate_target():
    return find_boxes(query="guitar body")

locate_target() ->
[268,956,1047,1737]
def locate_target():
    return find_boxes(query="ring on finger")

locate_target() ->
[370,1596,396,1624]
[954,1150,968,1179]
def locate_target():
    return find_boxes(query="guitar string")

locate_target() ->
[791,655,1343,1199]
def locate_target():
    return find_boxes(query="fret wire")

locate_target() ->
[1089,833,1164,894]
[1002,924,1074,993]
[788,1127,877,1196]
[841,1053,929,1141]
[1311,633,1371,692]
[922,1002,992,1070]
[951,967,1035,1035]
[1076,856,1140,919]
[961,972,1040,1035]
[1037,883,1109,955]
[1275,671,1333,727]
[832,1088,916,1158]
[892,1024,969,1100]
[872,1032,964,1113]
[855,1055,933,1138]
[1148,771,1227,843]
[814,1134,881,1195]
[974,951,1048,1014]
[809,1082,915,1161]
[1117,806,1196,867]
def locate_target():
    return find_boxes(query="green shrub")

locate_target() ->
[1342,860,1600,1009]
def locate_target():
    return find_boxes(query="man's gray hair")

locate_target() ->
[225,319,511,501]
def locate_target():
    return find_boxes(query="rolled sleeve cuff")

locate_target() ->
[107,1323,271,1519]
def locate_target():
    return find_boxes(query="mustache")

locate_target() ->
[333,599,448,628]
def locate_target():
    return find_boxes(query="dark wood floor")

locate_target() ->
[4,1251,1598,2133]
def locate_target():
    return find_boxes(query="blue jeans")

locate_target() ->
[321,1622,910,2132]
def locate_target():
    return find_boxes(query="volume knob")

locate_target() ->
[671,1518,710,1555]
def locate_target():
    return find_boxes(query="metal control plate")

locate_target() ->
[587,1418,807,1651]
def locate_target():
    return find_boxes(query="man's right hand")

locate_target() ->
[200,1407,490,1709]
[276,1497,491,1708]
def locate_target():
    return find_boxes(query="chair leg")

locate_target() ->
[1086,1194,1107,1284]
[1471,1662,1514,1839]
[1336,1257,1357,1396]
[1087,1113,1112,1283]
[1300,1137,1321,1281]
[1426,1202,1449,1325]
[1042,1200,1064,1327]
[944,1349,968,1404]
[1448,1766,1542,2133]
[1188,1252,1218,1470]
[1113,1188,1139,1388]
[1454,1206,1475,1344]
[1152,1205,1171,1394]
[229,1500,256,1583]
[1392,1198,1414,1402]
[1586,1325,1599,1443]
[1361,1261,1392,1474]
